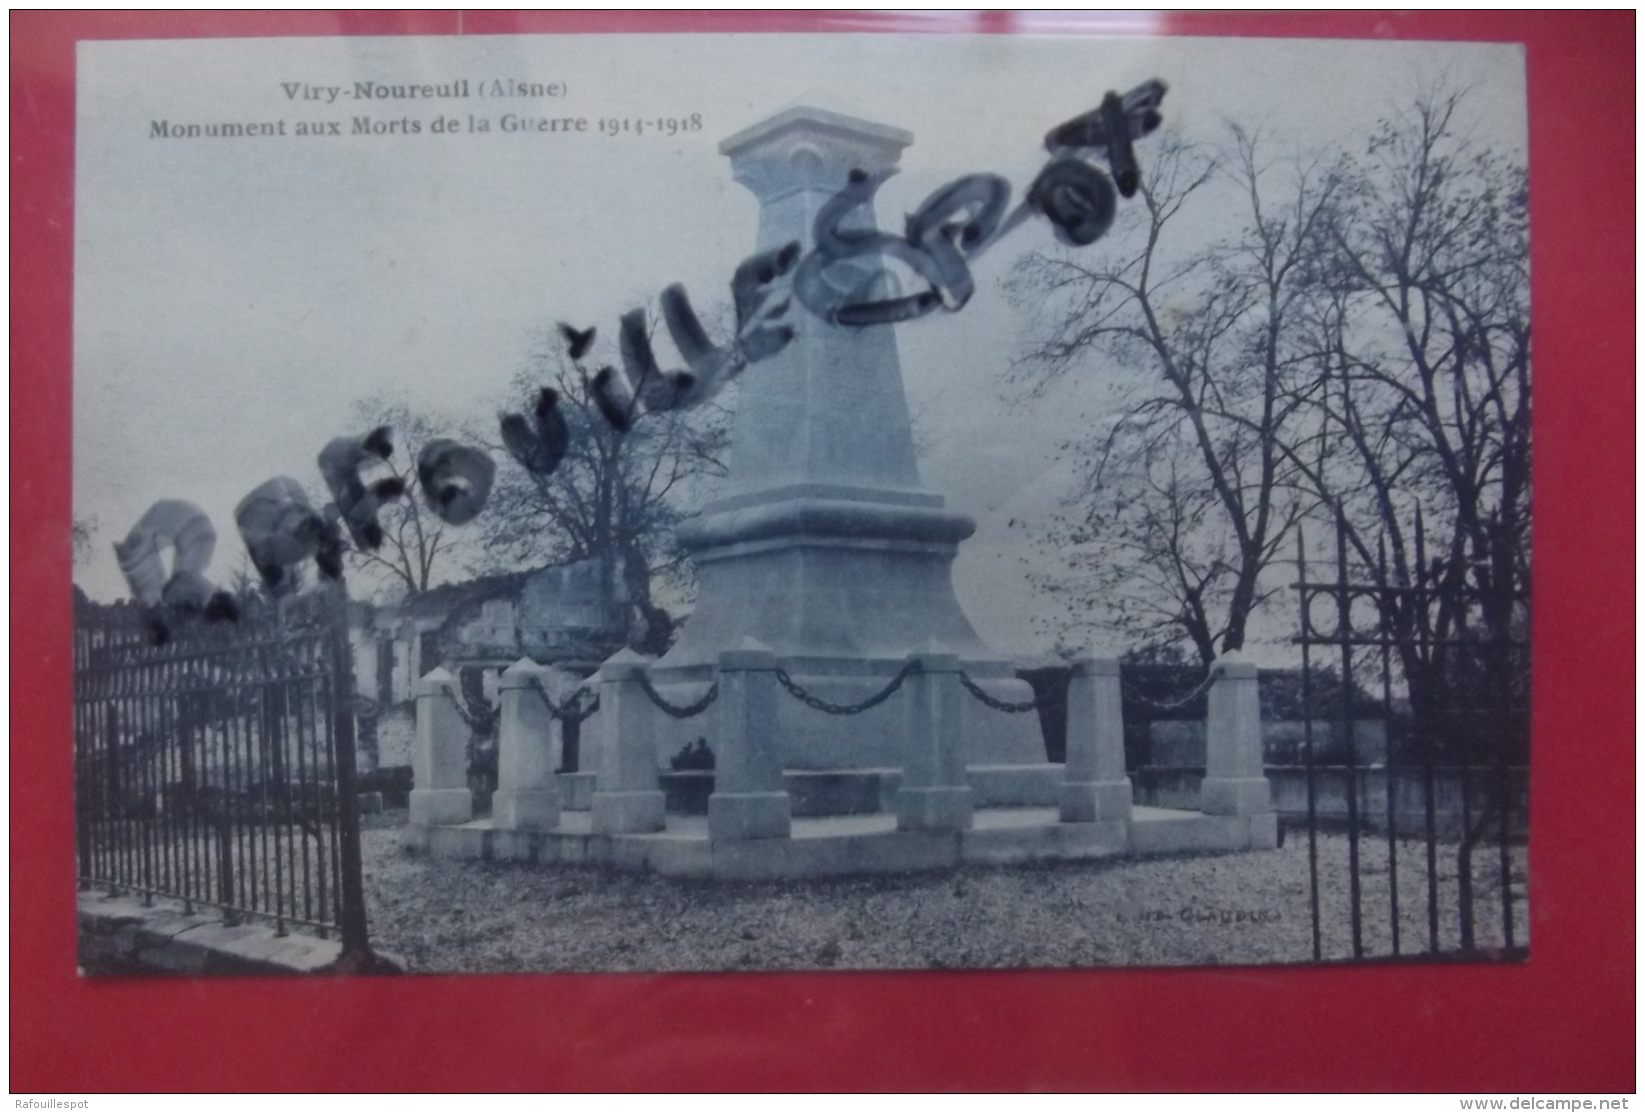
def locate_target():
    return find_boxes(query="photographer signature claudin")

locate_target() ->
[1123,907,1283,926]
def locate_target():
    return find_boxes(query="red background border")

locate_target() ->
[11,10,1634,1093]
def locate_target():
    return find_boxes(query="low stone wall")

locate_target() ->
[78,892,343,976]
[1133,764,1529,839]
[1261,720,1388,765]
[1143,719,1387,767]
[375,703,417,770]
[360,764,414,809]
[1131,766,1205,812]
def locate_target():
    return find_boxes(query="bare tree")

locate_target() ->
[343,395,469,598]
[476,326,730,653]
[1267,84,1533,945]
[1013,128,1339,665]
[1289,83,1531,757]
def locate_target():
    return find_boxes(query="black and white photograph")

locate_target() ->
[72,31,1531,976]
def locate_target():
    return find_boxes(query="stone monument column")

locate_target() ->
[897,652,974,831]
[1059,654,1133,823]
[591,649,666,834]
[1199,650,1273,816]
[408,667,472,827]
[492,658,561,832]
[649,106,1045,773]
[707,639,792,841]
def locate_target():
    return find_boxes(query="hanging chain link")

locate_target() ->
[957,669,1072,713]
[773,658,920,715]
[1121,668,1220,713]
[635,672,719,719]
[527,676,601,723]
[441,687,498,732]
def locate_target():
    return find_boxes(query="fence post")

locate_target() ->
[492,658,561,831]
[328,622,371,958]
[896,652,973,831]
[1200,649,1273,816]
[709,639,790,841]
[1060,653,1133,823]
[409,666,473,827]
[591,648,665,835]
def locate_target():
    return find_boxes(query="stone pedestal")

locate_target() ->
[647,106,1043,772]
[897,652,973,830]
[409,667,472,827]
[1200,650,1273,816]
[493,658,563,831]
[1060,653,1133,823]
[708,639,792,841]
[591,649,666,835]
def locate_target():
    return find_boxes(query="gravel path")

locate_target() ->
[359,813,1528,973]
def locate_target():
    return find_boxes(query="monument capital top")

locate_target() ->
[719,105,912,157]
[719,106,913,200]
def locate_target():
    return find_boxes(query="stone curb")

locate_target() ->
[76,892,401,976]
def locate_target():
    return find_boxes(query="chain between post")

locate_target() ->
[635,672,719,719]
[441,687,498,732]
[526,676,601,723]
[773,658,919,715]
[1121,668,1219,713]
[957,669,1071,713]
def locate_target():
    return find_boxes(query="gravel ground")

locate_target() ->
[359,812,1529,973]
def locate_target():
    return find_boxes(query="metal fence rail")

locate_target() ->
[73,606,369,954]
[1293,518,1529,962]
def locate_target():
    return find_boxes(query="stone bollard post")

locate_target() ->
[590,648,666,835]
[896,652,973,831]
[1060,653,1133,823]
[492,658,561,831]
[708,639,791,841]
[408,667,473,827]
[1200,649,1273,815]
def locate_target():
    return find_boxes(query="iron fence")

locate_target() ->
[73,603,369,955]
[1293,518,1529,962]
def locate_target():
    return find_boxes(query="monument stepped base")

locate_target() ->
[554,764,1062,817]
[404,806,1279,882]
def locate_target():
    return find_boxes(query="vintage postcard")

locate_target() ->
[72,31,1531,975]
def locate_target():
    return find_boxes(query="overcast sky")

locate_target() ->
[73,33,1527,658]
